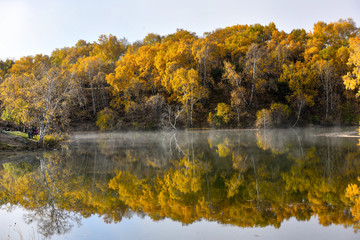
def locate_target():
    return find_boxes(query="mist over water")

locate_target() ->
[1,127,360,239]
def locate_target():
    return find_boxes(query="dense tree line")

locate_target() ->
[0,19,360,139]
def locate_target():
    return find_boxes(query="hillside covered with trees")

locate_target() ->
[0,19,359,140]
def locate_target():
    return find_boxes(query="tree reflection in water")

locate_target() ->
[1,128,360,238]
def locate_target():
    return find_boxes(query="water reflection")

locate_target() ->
[1,128,360,238]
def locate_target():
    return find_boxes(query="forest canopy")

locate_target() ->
[0,19,360,136]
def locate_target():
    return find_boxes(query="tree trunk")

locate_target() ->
[38,131,45,146]
[90,79,96,115]
[236,107,240,124]
[325,86,329,121]
[323,76,329,122]
[38,122,47,146]
[190,94,193,127]
[203,56,207,87]
[293,100,303,127]
[249,57,256,106]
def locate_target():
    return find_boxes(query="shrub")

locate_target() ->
[255,109,272,128]
[125,101,140,114]
[341,102,359,125]
[145,95,166,128]
[132,122,141,130]
[96,108,118,131]
[270,103,290,126]
[215,103,233,125]
[207,112,213,126]
[43,133,68,148]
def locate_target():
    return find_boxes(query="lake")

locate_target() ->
[1,128,360,239]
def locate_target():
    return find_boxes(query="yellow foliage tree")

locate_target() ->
[91,34,127,66]
[106,52,146,112]
[0,58,80,145]
[343,37,360,96]
[171,68,207,127]
[215,102,232,125]
[280,61,317,127]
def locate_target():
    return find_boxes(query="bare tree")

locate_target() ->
[245,43,266,106]
[316,60,335,122]
[167,105,184,130]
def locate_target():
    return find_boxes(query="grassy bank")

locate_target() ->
[0,130,67,151]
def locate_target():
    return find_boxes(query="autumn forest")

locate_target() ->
[0,19,360,141]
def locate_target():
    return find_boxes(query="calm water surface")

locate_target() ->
[1,128,360,239]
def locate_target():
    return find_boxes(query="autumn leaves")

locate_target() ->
[0,20,359,137]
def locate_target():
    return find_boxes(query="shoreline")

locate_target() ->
[0,130,39,151]
[1,125,359,152]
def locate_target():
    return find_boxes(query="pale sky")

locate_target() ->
[0,0,359,60]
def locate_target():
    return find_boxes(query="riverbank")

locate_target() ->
[0,130,39,151]
[0,120,68,151]
[0,120,35,150]
[1,118,359,152]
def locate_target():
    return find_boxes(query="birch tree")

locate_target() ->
[0,60,80,145]
[33,66,79,144]
[244,43,266,106]
[171,68,207,127]
[316,60,335,121]
[223,61,247,123]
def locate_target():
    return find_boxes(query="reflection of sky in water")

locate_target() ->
[1,207,359,240]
